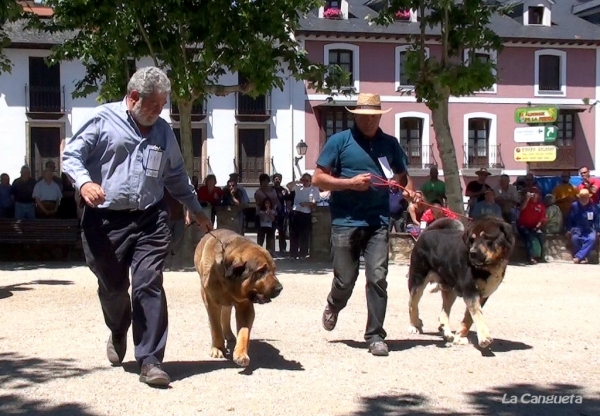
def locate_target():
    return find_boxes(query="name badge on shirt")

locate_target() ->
[587,211,594,220]
[146,147,163,178]
[378,156,394,179]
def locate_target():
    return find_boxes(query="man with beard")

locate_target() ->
[62,67,213,387]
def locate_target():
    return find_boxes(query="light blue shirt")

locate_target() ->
[471,201,502,220]
[62,99,203,213]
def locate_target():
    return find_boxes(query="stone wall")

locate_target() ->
[310,207,332,261]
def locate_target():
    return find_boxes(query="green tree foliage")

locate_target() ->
[0,0,23,73]
[371,0,510,215]
[30,0,347,175]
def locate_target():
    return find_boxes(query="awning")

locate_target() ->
[313,99,357,108]
[555,104,587,112]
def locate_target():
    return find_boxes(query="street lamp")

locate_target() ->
[295,140,308,164]
[293,140,308,181]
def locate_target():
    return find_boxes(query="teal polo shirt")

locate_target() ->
[316,127,408,227]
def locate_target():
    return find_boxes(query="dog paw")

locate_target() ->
[452,335,469,345]
[478,335,493,349]
[225,339,237,354]
[439,327,455,342]
[209,347,226,359]
[408,323,423,334]
[233,352,250,367]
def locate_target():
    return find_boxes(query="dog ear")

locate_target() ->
[498,220,516,249]
[224,256,246,279]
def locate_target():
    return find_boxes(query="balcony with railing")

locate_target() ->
[235,92,271,122]
[25,84,66,120]
[400,143,438,173]
[462,144,505,172]
[170,97,207,122]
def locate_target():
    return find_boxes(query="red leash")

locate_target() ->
[370,173,472,221]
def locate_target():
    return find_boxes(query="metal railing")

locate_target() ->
[25,84,65,113]
[462,143,504,169]
[401,143,437,169]
[236,91,271,116]
[170,97,206,116]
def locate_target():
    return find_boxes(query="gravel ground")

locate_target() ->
[1,259,600,416]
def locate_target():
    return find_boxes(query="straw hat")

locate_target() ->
[346,93,391,115]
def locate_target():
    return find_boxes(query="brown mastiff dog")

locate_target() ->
[194,229,283,367]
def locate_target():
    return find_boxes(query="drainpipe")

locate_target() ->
[290,75,296,182]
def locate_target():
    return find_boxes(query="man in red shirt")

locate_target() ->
[577,166,600,205]
[517,187,546,264]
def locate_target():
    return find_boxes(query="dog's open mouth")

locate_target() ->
[250,292,271,304]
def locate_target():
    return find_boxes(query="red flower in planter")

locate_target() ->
[324,7,342,19]
[395,9,411,21]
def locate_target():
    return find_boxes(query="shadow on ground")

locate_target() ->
[331,335,533,356]
[349,384,600,416]
[0,279,74,300]
[0,261,85,271]
[122,339,303,382]
[0,351,105,415]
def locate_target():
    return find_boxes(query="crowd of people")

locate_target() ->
[390,165,600,265]
[0,161,78,220]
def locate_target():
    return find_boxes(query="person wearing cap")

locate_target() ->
[470,188,502,220]
[62,67,212,387]
[565,189,599,264]
[465,168,492,208]
[313,92,414,357]
[577,166,600,205]
[516,187,546,264]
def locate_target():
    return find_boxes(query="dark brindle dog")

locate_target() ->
[407,216,515,348]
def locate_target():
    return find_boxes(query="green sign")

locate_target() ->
[514,106,558,124]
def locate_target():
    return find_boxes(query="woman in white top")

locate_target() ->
[286,173,319,259]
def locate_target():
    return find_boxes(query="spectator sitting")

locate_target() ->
[465,168,492,209]
[221,179,244,206]
[544,194,563,235]
[420,200,458,226]
[577,166,600,205]
[0,173,14,218]
[226,173,250,204]
[12,165,37,219]
[552,171,578,217]
[494,174,519,223]
[406,190,426,237]
[57,172,78,219]
[517,187,546,265]
[389,184,405,232]
[470,188,502,220]
[32,167,62,218]
[565,189,599,264]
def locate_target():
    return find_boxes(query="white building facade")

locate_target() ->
[0,46,309,194]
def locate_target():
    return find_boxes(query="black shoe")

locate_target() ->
[139,363,171,387]
[368,341,389,357]
[106,333,127,365]
[322,304,338,331]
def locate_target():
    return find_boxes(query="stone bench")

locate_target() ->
[388,232,599,264]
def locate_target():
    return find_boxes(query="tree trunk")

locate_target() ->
[177,100,195,177]
[430,95,465,217]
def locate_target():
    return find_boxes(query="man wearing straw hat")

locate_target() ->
[313,93,414,356]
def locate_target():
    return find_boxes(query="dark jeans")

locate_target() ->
[257,225,276,252]
[327,225,389,343]
[517,225,546,261]
[276,213,288,252]
[389,212,405,232]
[81,201,170,366]
[290,211,312,258]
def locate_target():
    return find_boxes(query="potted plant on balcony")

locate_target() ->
[395,9,411,21]
[324,7,343,19]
